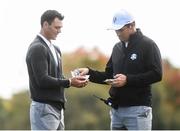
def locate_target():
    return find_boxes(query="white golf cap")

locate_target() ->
[108,9,134,30]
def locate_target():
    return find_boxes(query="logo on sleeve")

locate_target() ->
[130,53,137,60]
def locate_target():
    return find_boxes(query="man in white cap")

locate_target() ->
[78,9,162,130]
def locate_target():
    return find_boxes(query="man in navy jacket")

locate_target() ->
[79,9,162,130]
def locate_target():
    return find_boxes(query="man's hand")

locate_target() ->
[78,68,89,76]
[70,76,88,88]
[111,74,127,87]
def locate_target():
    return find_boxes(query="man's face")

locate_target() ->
[115,25,131,42]
[44,17,63,40]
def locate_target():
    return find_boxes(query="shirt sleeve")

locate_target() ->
[88,56,114,84]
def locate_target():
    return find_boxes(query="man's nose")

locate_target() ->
[57,29,61,34]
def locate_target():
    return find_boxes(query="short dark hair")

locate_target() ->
[40,10,64,27]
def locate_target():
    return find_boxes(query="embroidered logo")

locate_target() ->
[113,17,117,24]
[130,53,137,60]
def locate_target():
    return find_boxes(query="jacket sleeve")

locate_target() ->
[126,41,162,87]
[89,56,113,84]
[29,45,70,89]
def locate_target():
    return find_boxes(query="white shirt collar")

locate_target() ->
[37,33,58,65]
[125,42,128,48]
[38,33,52,47]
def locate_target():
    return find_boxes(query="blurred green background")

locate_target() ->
[0,47,180,129]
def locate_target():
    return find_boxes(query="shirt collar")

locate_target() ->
[38,33,52,47]
[129,28,143,43]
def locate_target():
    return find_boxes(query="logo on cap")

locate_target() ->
[108,9,134,30]
[113,17,117,24]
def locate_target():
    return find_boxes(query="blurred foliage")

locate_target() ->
[152,59,180,129]
[64,84,110,130]
[0,48,180,129]
[63,47,111,129]
[0,91,31,129]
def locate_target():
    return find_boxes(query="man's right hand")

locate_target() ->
[78,68,89,76]
[70,76,88,88]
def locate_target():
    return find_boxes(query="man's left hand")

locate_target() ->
[112,74,127,87]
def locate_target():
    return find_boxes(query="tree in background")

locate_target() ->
[152,59,180,129]
[0,91,30,129]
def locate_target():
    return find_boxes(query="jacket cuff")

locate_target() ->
[87,67,93,75]
[60,79,71,88]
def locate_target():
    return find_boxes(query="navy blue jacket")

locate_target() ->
[89,29,162,107]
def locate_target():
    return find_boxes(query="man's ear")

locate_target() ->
[43,21,49,28]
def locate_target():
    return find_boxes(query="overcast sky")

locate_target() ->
[0,0,180,99]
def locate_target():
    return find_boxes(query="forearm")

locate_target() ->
[88,57,113,84]
[126,69,162,87]
[88,68,112,84]
[36,75,70,89]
